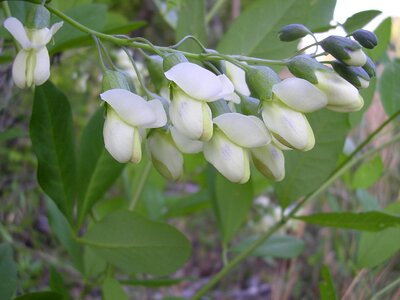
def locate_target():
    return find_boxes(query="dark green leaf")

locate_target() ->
[0,243,17,300]
[357,202,400,268]
[50,267,70,300]
[83,246,107,279]
[233,235,305,259]
[77,108,125,225]
[275,110,349,208]
[306,0,336,32]
[380,59,400,116]
[366,17,392,61]
[176,0,207,52]
[351,155,383,189]
[210,171,253,244]
[14,291,63,300]
[342,10,381,33]
[294,211,400,231]
[30,81,76,221]
[81,210,191,275]
[102,278,128,300]
[319,265,338,300]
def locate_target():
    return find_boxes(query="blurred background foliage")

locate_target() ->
[0,0,399,299]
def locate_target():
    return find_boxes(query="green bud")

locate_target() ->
[163,52,188,72]
[145,55,167,92]
[239,94,260,115]
[287,55,329,84]
[362,56,376,78]
[26,5,50,29]
[102,70,131,91]
[351,29,378,49]
[245,66,280,101]
[332,61,370,89]
[278,24,311,42]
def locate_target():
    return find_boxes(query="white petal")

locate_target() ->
[213,113,271,148]
[100,89,156,127]
[272,77,327,113]
[148,131,183,180]
[31,28,52,48]
[3,17,31,49]
[165,62,222,100]
[169,90,213,141]
[170,126,203,153]
[224,92,241,104]
[103,109,135,163]
[50,22,63,36]
[204,130,250,184]
[262,101,315,151]
[145,99,167,128]
[12,50,28,88]
[33,47,50,85]
[225,61,250,96]
[251,143,285,181]
[343,49,367,67]
[207,74,235,101]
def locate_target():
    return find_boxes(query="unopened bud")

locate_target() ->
[102,70,131,91]
[145,55,167,92]
[245,66,280,101]
[362,56,376,78]
[287,55,329,84]
[163,52,188,72]
[278,24,311,42]
[332,61,370,89]
[351,29,378,49]
[320,35,367,66]
[26,5,50,29]
[251,143,285,181]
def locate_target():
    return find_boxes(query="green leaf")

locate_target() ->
[233,235,305,259]
[46,198,84,272]
[218,0,335,59]
[81,210,191,276]
[349,77,376,127]
[380,59,400,116]
[357,202,400,268]
[121,277,191,287]
[319,265,338,300]
[210,171,253,244]
[30,81,76,221]
[14,291,63,300]
[49,267,70,300]
[77,108,125,225]
[294,211,400,231]
[102,278,128,300]
[0,243,17,300]
[366,17,392,62]
[306,0,337,32]
[164,190,210,219]
[342,10,382,33]
[351,155,384,189]
[275,110,349,208]
[83,246,107,279]
[176,0,207,52]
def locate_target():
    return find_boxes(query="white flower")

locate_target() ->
[262,101,315,151]
[315,70,364,112]
[225,61,251,96]
[251,143,285,181]
[100,89,167,163]
[272,77,327,113]
[343,48,367,67]
[3,17,63,88]
[204,113,271,183]
[148,131,183,180]
[170,126,203,153]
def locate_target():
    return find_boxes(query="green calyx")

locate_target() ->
[245,66,280,101]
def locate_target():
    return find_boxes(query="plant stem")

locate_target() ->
[128,161,152,211]
[371,276,400,300]
[206,0,227,23]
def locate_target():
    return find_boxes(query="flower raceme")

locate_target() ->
[3,17,63,88]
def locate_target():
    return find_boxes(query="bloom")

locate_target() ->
[251,143,285,181]
[100,89,167,163]
[3,17,63,88]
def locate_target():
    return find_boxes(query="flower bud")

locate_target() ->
[351,29,378,49]
[251,143,285,181]
[272,77,327,112]
[362,56,376,78]
[145,55,168,92]
[262,101,315,151]
[320,35,367,66]
[278,24,311,42]
[224,61,250,96]
[102,70,131,91]
[148,131,183,181]
[332,61,370,89]
[170,127,203,153]
[26,5,50,29]
[204,129,250,184]
[315,70,364,112]
[163,52,188,72]
[245,66,280,101]
[287,55,329,84]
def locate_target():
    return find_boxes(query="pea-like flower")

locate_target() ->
[204,113,271,183]
[251,143,285,181]
[100,89,167,163]
[164,62,235,141]
[3,17,63,88]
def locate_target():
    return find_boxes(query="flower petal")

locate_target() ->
[171,126,203,153]
[31,28,52,48]
[207,74,235,101]
[33,47,50,85]
[103,109,135,163]
[262,101,315,151]
[204,130,250,183]
[50,22,63,36]
[165,62,222,100]
[225,61,250,96]
[12,50,28,88]
[145,99,167,128]
[213,113,271,148]
[272,77,327,113]
[251,143,285,181]
[343,49,367,67]
[3,17,31,49]
[100,89,156,127]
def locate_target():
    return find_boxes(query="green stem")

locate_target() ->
[206,0,227,23]
[128,161,152,211]
[171,35,208,52]
[92,35,107,72]
[371,276,400,300]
